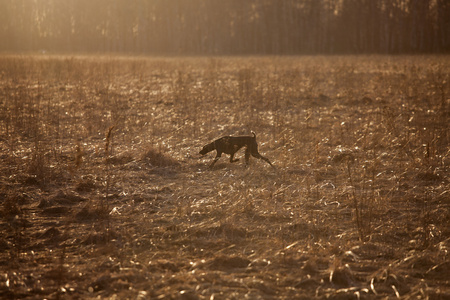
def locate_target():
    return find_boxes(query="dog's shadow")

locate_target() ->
[197,157,278,174]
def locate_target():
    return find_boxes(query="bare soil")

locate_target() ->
[0,55,449,299]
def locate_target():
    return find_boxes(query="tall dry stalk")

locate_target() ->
[346,161,364,241]
[102,125,115,227]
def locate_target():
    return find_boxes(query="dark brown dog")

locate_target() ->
[199,132,274,168]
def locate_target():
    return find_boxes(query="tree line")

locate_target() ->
[1,0,449,55]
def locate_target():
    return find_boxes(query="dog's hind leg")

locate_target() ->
[244,149,251,166]
[261,156,275,168]
[229,152,239,163]
[251,152,275,168]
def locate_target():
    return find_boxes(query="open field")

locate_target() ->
[0,55,449,299]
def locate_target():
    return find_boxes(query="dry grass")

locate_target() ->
[0,54,449,299]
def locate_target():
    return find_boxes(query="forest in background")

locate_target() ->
[1,0,449,55]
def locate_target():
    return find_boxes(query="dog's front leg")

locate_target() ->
[209,152,222,168]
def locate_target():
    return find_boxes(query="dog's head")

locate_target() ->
[199,146,208,155]
[200,141,216,155]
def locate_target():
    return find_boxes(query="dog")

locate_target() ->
[199,132,274,168]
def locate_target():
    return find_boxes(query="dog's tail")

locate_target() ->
[251,131,256,138]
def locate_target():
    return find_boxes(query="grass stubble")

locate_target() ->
[0,54,449,299]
